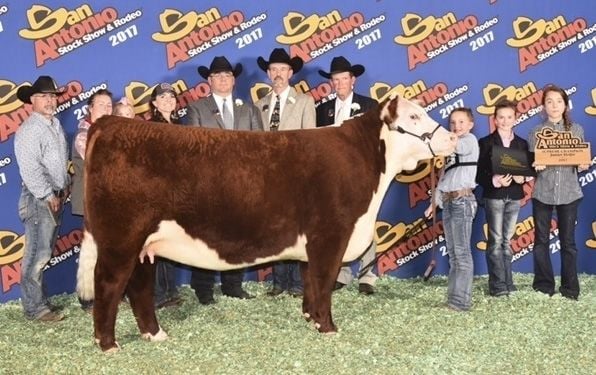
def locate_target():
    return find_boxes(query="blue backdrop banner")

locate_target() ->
[0,0,594,303]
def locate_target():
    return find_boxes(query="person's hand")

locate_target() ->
[533,162,546,171]
[578,164,590,172]
[63,187,71,202]
[499,174,513,187]
[48,196,61,212]
[512,175,525,184]
[424,205,433,220]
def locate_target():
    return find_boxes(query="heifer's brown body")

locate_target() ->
[80,97,456,351]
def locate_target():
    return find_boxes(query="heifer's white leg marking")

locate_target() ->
[141,327,168,342]
[143,220,309,270]
[76,231,97,300]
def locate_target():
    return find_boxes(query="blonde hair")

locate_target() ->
[112,102,135,118]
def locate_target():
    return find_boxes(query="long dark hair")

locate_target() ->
[149,90,180,124]
[541,84,572,131]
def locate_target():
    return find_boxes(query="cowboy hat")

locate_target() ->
[257,48,303,73]
[151,82,177,98]
[318,56,365,79]
[16,75,65,104]
[198,56,243,79]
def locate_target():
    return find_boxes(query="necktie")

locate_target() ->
[270,95,280,131]
[222,98,233,130]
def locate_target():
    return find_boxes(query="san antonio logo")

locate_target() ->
[275,10,380,63]
[18,4,142,67]
[152,7,266,69]
[506,15,591,72]
[394,12,499,70]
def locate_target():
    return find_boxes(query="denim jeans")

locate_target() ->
[154,259,179,306]
[484,198,521,295]
[443,195,477,310]
[18,187,61,319]
[532,198,581,298]
[271,261,302,293]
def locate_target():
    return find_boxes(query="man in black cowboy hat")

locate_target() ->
[254,48,316,297]
[255,48,316,132]
[316,56,377,127]
[186,56,262,305]
[14,75,70,321]
[316,57,378,295]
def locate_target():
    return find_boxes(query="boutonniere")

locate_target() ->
[287,96,296,104]
[350,102,361,113]
[234,98,243,106]
[262,104,269,112]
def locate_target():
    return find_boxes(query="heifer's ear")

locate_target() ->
[410,98,424,106]
[381,95,399,126]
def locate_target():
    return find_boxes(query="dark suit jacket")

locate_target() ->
[316,93,377,127]
[186,95,263,131]
[476,131,529,200]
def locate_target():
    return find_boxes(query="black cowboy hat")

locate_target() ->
[198,56,243,79]
[16,75,65,104]
[318,56,365,79]
[257,48,303,73]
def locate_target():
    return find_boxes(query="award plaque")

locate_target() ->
[491,145,535,176]
[533,128,592,166]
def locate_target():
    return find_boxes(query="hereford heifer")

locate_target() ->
[77,95,456,352]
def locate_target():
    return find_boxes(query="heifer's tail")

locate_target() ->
[76,230,98,300]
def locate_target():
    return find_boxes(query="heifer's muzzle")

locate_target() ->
[396,123,442,157]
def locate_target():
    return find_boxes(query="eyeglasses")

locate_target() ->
[210,72,233,79]
[32,93,57,99]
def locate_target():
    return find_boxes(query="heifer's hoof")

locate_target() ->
[303,312,312,321]
[95,338,121,353]
[141,327,168,342]
[316,322,338,334]
[104,344,121,354]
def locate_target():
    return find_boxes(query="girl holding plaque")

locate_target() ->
[476,100,529,297]
[528,84,589,300]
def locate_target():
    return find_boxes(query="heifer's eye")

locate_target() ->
[410,114,420,121]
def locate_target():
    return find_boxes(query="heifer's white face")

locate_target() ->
[381,96,456,171]
[342,96,457,262]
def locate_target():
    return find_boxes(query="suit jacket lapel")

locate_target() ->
[280,89,296,130]
[260,93,273,131]
[350,94,362,117]
[326,99,337,124]
[207,96,225,129]
[232,98,241,130]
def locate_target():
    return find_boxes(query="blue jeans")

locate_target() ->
[532,198,581,298]
[484,198,521,295]
[154,259,179,306]
[443,195,477,310]
[18,187,61,319]
[271,261,302,293]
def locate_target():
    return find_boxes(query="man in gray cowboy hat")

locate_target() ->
[316,56,378,295]
[255,47,316,297]
[14,75,70,321]
[186,56,262,305]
